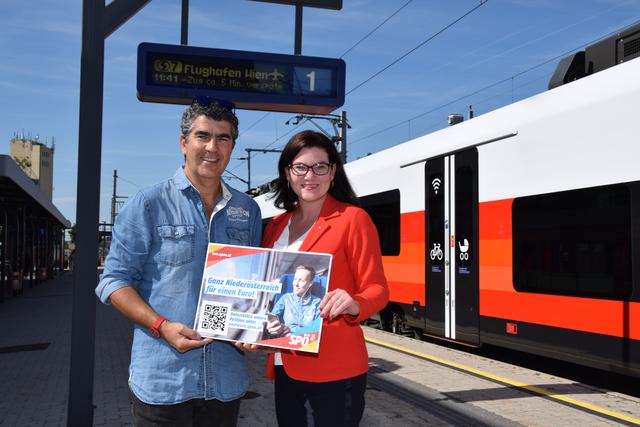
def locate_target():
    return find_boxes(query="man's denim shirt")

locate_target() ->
[96,167,262,404]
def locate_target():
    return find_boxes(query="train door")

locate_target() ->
[424,148,479,345]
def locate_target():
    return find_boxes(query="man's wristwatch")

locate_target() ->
[150,316,167,338]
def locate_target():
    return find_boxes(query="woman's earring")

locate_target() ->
[287,181,291,189]
[330,180,334,189]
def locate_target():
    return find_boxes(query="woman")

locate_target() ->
[262,130,389,426]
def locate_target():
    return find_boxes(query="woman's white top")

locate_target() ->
[272,217,311,366]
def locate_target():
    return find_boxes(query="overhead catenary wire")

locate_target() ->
[346,0,489,96]
[415,0,636,86]
[339,0,414,59]
[451,0,638,76]
[232,0,416,173]
[116,175,142,189]
[232,0,483,181]
[227,119,305,175]
[223,169,248,184]
[238,111,271,139]
[240,0,634,156]
[349,53,572,145]
[350,17,640,146]
[235,110,272,155]
[233,3,638,183]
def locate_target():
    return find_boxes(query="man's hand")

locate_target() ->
[320,289,360,320]
[107,287,211,353]
[159,320,212,353]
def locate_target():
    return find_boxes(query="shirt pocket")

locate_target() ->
[155,225,195,266]
[226,226,250,245]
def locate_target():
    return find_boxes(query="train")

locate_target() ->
[254,24,640,378]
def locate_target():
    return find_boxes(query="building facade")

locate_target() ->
[10,135,54,200]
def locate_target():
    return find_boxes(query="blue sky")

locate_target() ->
[1,0,639,223]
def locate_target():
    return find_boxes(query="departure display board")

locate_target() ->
[137,43,346,114]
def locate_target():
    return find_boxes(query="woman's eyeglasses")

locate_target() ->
[288,162,332,176]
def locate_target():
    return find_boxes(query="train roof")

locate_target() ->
[344,54,640,188]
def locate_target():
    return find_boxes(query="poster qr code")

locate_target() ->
[198,302,231,336]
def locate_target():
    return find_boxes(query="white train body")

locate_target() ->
[254,46,640,377]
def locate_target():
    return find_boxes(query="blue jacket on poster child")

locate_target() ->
[95,166,262,404]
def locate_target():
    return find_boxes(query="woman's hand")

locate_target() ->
[320,289,360,320]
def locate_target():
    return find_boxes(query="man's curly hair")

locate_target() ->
[180,100,239,141]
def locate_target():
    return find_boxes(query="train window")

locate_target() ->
[513,183,631,300]
[359,189,400,256]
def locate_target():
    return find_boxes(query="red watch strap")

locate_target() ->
[150,315,167,338]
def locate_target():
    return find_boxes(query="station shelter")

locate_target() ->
[0,155,71,302]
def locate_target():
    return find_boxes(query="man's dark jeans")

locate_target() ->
[130,392,241,427]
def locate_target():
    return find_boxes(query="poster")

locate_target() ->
[193,243,332,353]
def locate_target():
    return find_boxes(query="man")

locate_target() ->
[96,99,262,426]
[267,265,321,337]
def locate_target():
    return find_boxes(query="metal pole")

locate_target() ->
[339,110,347,164]
[246,149,252,191]
[294,3,303,55]
[15,211,21,294]
[22,209,28,288]
[67,0,104,424]
[181,0,189,45]
[111,169,117,225]
[15,211,20,290]
[58,226,62,274]
[61,227,65,272]
[68,2,151,423]
[244,148,283,191]
[34,220,39,285]
[1,209,6,303]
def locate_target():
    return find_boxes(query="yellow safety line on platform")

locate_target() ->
[365,336,640,425]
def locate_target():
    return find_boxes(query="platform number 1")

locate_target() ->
[306,71,316,92]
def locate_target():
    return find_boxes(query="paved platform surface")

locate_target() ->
[363,328,640,427]
[1,272,638,426]
[0,272,467,426]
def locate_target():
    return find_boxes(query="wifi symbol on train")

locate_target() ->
[431,178,442,195]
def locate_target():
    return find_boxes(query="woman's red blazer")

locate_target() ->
[262,195,389,382]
